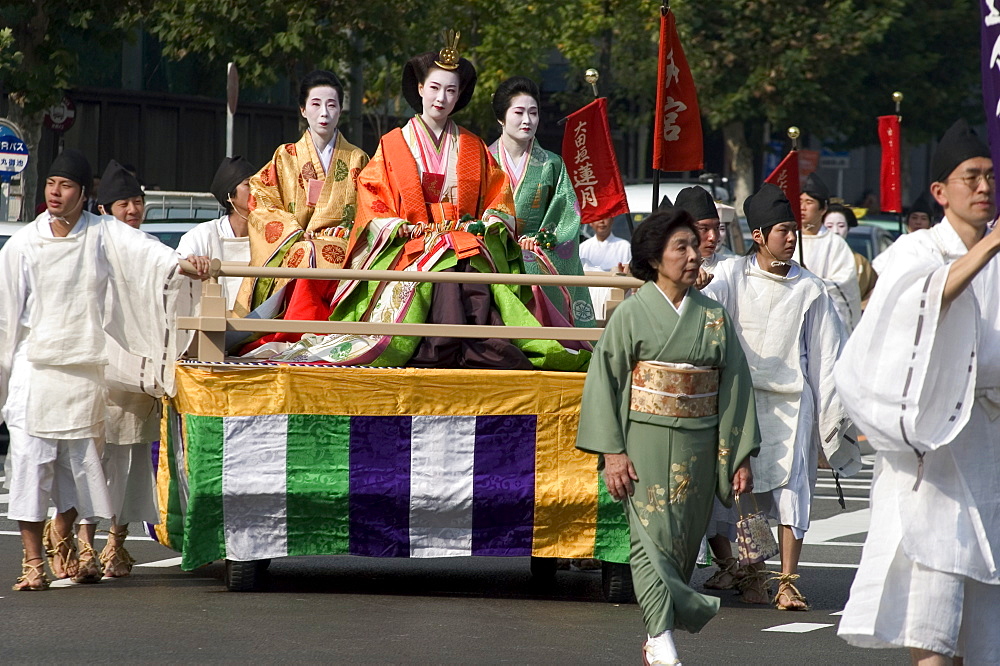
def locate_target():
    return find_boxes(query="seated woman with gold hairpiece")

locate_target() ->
[269,33,589,370]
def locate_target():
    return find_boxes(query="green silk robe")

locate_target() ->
[488,140,596,327]
[576,282,760,635]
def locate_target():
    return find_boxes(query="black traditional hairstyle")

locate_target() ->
[492,76,540,122]
[401,52,477,115]
[823,203,858,229]
[630,209,700,282]
[298,70,344,108]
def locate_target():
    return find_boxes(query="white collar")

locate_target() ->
[653,283,688,315]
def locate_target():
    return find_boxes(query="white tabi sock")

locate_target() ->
[644,630,681,665]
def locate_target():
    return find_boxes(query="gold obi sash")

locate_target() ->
[630,361,719,418]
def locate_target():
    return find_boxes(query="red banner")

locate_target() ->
[561,98,629,224]
[878,115,902,213]
[652,9,703,172]
[764,150,802,225]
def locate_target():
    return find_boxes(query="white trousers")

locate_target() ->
[78,442,158,526]
[6,425,112,522]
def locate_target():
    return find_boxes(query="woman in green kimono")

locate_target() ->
[488,76,596,328]
[576,209,760,665]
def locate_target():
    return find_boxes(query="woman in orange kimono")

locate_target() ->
[278,36,588,370]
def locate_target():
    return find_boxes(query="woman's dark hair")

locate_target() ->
[298,70,344,108]
[492,76,540,121]
[824,203,858,228]
[630,209,700,282]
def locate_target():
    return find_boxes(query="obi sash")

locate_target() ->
[630,360,719,418]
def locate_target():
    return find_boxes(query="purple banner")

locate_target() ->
[982,2,1000,171]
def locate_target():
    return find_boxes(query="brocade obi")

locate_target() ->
[630,361,719,418]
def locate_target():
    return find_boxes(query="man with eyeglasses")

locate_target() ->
[836,119,1000,664]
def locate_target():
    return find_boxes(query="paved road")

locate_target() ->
[0,455,907,664]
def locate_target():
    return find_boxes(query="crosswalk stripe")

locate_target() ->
[762,622,835,633]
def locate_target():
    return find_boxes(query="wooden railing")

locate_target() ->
[176,260,642,362]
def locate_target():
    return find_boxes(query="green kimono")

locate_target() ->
[576,283,760,635]
[488,140,596,327]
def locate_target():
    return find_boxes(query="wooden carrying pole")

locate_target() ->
[178,262,643,362]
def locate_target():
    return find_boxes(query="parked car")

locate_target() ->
[0,221,27,250]
[847,223,894,261]
[581,180,743,253]
[143,190,223,224]
[142,221,201,249]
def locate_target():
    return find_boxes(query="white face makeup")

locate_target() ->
[300,85,342,141]
[501,94,539,143]
[418,68,461,124]
[823,211,849,237]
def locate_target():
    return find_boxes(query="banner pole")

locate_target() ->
[650,1,669,220]
[893,91,904,235]
[788,126,806,268]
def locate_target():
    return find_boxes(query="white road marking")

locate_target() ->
[802,508,871,545]
[762,622,835,633]
[763,560,858,569]
[813,495,868,502]
[135,557,182,568]
[803,542,864,547]
[830,610,844,616]
[0,530,149,540]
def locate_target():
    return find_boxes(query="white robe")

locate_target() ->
[580,233,632,319]
[836,218,1000,658]
[175,216,250,310]
[0,211,186,437]
[800,228,862,332]
[703,256,859,508]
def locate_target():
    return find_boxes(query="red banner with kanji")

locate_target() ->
[764,150,802,225]
[878,115,902,213]
[652,8,703,172]
[561,98,629,224]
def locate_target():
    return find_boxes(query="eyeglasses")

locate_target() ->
[949,172,996,190]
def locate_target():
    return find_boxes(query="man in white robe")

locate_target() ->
[176,156,255,311]
[703,183,860,609]
[77,159,165,576]
[836,120,1000,664]
[0,150,209,590]
[799,173,862,332]
[579,216,631,320]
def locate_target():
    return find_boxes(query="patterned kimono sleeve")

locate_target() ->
[576,303,636,456]
[714,308,761,505]
[348,142,399,260]
[540,155,581,246]
[248,144,304,249]
[480,148,517,232]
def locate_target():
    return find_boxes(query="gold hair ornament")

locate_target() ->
[435,30,461,70]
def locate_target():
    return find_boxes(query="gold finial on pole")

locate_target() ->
[892,91,903,116]
[585,68,600,98]
[787,126,800,150]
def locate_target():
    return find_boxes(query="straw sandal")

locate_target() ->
[42,519,79,580]
[12,554,50,591]
[99,529,136,578]
[772,573,810,611]
[72,542,104,584]
[736,566,771,604]
[704,557,742,590]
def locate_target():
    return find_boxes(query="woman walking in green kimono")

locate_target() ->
[576,209,760,665]
[489,76,596,327]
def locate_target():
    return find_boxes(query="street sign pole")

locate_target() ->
[226,62,239,158]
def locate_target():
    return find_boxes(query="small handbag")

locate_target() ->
[734,493,779,566]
